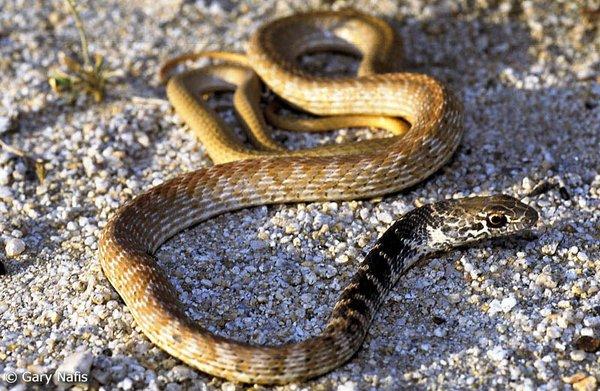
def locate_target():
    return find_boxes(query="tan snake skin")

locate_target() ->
[99,10,467,384]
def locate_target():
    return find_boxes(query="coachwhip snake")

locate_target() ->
[98,10,538,384]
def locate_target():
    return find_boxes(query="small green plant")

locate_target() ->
[48,0,115,102]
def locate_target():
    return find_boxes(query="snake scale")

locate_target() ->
[99,10,538,384]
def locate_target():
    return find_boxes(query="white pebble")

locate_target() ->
[82,156,96,177]
[118,378,134,390]
[577,252,589,262]
[487,345,507,361]
[359,208,369,220]
[0,168,10,186]
[5,237,25,257]
[570,350,586,361]
[0,116,10,133]
[335,254,350,264]
[546,326,561,339]
[488,299,503,315]
[377,211,393,224]
[337,380,358,391]
[501,296,517,313]
[581,328,594,337]
[0,186,13,200]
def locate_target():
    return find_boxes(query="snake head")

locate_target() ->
[426,194,539,251]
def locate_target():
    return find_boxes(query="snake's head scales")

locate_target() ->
[425,194,539,251]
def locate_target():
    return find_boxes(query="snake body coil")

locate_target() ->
[99,11,538,384]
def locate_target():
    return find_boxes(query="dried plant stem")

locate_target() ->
[0,138,47,182]
[64,0,91,68]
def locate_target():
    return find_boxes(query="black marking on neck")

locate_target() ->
[326,206,437,338]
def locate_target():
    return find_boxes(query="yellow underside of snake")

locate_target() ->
[99,10,464,384]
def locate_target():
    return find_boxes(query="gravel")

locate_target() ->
[0,0,598,390]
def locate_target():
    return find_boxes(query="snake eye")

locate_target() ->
[486,213,508,228]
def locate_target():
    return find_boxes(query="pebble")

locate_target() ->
[535,273,557,289]
[338,381,358,391]
[581,328,594,337]
[488,299,503,315]
[570,350,587,361]
[5,238,25,257]
[564,373,588,384]
[0,186,13,200]
[577,252,589,262]
[0,116,10,134]
[546,326,562,339]
[118,377,134,390]
[573,376,598,391]
[53,350,93,386]
[376,211,393,224]
[487,346,507,361]
[169,365,197,382]
[501,296,517,313]
[335,254,350,264]
[0,168,10,186]
[447,293,461,304]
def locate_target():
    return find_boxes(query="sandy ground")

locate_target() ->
[0,0,599,390]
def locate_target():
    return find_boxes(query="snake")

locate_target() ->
[98,10,539,384]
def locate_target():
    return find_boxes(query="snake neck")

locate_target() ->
[325,206,438,338]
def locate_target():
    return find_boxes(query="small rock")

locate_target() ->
[337,381,358,391]
[432,316,446,325]
[535,273,557,289]
[501,296,517,313]
[0,168,10,186]
[221,382,237,391]
[574,376,598,391]
[0,116,11,134]
[118,377,134,390]
[165,383,183,391]
[447,293,461,304]
[81,156,96,177]
[559,186,571,201]
[376,211,393,224]
[0,186,13,200]
[335,254,350,264]
[488,299,503,315]
[92,369,111,385]
[581,328,594,337]
[249,239,266,250]
[5,237,25,257]
[53,350,93,386]
[487,345,507,361]
[547,326,562,339]
[570,350,587,361]
[564,373,588,384]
